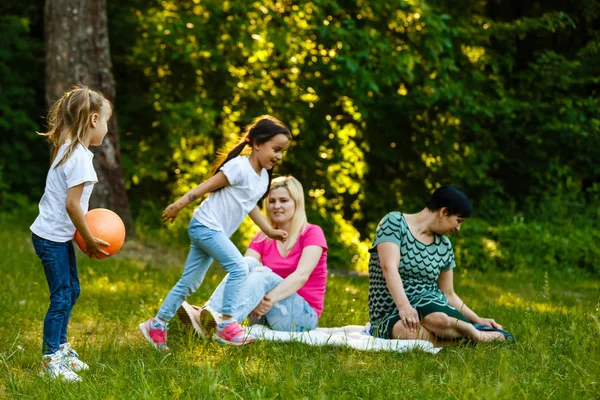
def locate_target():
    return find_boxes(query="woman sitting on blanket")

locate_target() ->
[368,186,512,343]
[178,176,328,334]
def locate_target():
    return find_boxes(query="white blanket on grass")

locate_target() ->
[245,324,441,354]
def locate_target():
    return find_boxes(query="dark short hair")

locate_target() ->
[425,186,472,218]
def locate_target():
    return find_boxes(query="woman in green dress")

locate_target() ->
[368,186,510,343]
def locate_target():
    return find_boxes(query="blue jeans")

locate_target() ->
[208,257,318,332]
[157,218,249,322]
[31,233,80,355]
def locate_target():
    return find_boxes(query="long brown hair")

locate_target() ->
[39,85,111,167]
[213,115,291,199]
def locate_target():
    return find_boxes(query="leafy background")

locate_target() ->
[1,0,599,272]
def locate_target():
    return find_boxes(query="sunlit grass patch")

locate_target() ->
[1,218,599,399]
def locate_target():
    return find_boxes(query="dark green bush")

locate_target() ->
[0,6,47,200]
[454,218,600,274]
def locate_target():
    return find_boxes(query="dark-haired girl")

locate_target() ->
[368,186,508,343]
[140,115,291,348]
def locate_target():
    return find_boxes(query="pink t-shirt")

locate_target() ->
[248,224,328,317]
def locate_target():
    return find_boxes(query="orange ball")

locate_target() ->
[74,208,126,258]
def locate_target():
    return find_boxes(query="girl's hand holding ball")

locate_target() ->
[84,237,110,258]
[74,208,125,259]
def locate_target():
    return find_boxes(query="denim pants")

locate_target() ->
[208,257,318,332]
[157,218,249,322]
[32,233,80,355]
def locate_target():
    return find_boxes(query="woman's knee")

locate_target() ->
[228,261,250,280]
[421,312,451,330]
[240,266,281,295]
[243,256,262,271]
[245,267,268,284]
[391,319,431,340]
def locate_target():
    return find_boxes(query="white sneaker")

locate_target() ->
[59,343,89,372]
[40,351,82,382]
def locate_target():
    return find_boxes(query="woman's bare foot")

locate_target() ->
[478,330,506,342]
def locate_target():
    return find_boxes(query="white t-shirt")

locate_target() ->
[30,141,98,242]
[193,156,268,237]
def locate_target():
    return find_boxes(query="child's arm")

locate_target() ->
[66,184,109,258]
[248,206,288,241]
[162,171,230,223]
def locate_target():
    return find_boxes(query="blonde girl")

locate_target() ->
[31,86,112,382]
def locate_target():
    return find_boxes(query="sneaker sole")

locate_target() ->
[177,302,219,339]
[213,333,255,346]
[199,308,217,336]
[138,322,168,351]
[39,367,82,382]
[69,362,89,372]
[176,302,207,338]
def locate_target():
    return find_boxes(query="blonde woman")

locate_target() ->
[178,176,328,333]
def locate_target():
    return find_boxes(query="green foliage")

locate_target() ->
[3,0,600,270]
[454,217,600,274]
[105,0,600,269]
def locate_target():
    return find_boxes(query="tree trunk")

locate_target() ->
[44,0,134,234]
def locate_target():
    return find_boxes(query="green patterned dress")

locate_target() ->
[368,212,469,339]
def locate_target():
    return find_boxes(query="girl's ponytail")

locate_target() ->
[43,91,72,162]
[212,139,250,177]
[39,86,111,167]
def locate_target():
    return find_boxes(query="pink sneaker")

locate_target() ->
[139,318,169,351]
[214,321,254,346]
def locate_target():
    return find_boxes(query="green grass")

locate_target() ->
[1,215,599,399]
